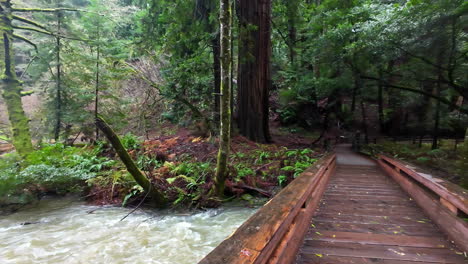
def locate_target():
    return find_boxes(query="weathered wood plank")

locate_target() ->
[311,221,440,236]
[301,241,465,263]
[305,230,451,248]
[297,254,457,264]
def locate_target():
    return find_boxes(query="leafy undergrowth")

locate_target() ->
[362,140,468,189]
[0,143,115,211]
[1,128,324,210]
[87,130,324,208]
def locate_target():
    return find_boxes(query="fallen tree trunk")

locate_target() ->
[95,116,167,208]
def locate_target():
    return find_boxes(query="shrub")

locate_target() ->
[20,164,95,193]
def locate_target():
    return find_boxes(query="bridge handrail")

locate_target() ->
[378,154,468,253]
[198,153,337,264]
[379,155,468,215]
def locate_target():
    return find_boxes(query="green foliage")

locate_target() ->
[161,160,213,205]
[277,175,287,187]
[281,148,317,177]
[122,185,144,207]
[136,154,162,171]
[234,164,255,180]
[20,164,94,193]
[25,143,80,166]
[0,143,115,201]
[121,133,142,150]
[137,0,217,124]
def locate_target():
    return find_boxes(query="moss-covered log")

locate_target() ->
[210,0,232,198]
[95,116,167,207]
[0,0,34,157]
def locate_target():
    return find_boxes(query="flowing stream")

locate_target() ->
[0,197,257,264]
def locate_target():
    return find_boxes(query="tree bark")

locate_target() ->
[285,0,298,65]
[95,116,167,207]
[212,31,221,125]
[377,70,385,133]
[211,0,232,198]
[360,100,369,144]
[432,78,441,150]
[351,68,360,113]
[54,7,62,141]
[95,23,100,141]
[237,0,271,143]
[0,0,33,156]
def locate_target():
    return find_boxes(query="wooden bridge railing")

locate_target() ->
[378,155,468,253]
[199,154,337,264]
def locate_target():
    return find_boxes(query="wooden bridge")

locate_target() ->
[199,145,468,264]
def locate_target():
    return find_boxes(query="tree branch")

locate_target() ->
[12,7,78,12]
[20,56,39,80]
[13,25,54,36]
[361,75,468,115]
[13,15,49,31]
[393,44,448,71]
[12,34,38,52]
[13,25,87,42]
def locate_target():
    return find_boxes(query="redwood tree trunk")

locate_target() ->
[237,0,271,143]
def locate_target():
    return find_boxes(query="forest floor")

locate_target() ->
[87,124,325,208]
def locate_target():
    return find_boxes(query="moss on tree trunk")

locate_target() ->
[211,0,232,198]
[95,116,167,207]
[0,0,33,157]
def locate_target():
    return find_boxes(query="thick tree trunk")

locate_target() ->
[95,116,167,207]
[237,0,271,143]
[211,0,232,198]
[0,0,33,156]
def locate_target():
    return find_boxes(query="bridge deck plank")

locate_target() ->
[296,147,466,264]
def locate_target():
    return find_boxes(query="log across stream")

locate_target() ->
[0,197,256,263]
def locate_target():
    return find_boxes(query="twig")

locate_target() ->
[119,188,151,221]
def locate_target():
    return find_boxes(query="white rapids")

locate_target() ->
[0,197,256,264]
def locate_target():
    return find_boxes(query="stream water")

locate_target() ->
[0,197,257,264]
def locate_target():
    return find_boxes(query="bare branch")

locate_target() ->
[20,56,39,80]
